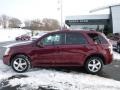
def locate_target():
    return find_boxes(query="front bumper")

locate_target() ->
[3,55,11,66]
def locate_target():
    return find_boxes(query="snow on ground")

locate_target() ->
[0,60,120,90]
[113,51,120,61]
[0,28,52,43]
[0,28,31,42]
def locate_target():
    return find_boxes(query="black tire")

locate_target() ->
[117,44,120,53]
[85,57,103,74]
[21,38,24,41]
[11,55,31,73]
[16,38,19,41]
[27,38,30,41]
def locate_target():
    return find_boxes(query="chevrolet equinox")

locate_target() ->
[3,30,113,74]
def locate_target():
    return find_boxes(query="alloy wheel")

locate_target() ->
[13,58,28,72]
[88,59,102,73]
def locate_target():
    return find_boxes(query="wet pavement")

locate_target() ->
[98,60,120,81]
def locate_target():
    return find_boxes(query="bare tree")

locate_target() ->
[42,18,49,30]
[24,19,42,30]
[30,19,42,30]
[24,20,31,29]
[9,18,22,28]
[0,15,9,28]
[24,18,60,31]
[42,18,60,30]
[50,19,60,30]
[24,19,43,36]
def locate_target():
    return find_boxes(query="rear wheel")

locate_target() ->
[16,38,19,41]
[11,55,31,73]
[117,44,120,53]
[85,57,103,74]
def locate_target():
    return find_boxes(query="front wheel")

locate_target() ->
[85,57,103,74]
[11,55,31,73]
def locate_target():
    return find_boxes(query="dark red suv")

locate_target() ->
[3,30,113,74]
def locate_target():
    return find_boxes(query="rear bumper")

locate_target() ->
[105,53,113,64]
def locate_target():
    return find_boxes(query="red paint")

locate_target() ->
[3,30,113,67]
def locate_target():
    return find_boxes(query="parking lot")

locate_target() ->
[0,41,120,81]
[0,41,120,90]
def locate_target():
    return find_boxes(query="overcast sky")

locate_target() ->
[0,0,120,22]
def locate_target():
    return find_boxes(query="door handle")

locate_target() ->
[83,45,87,48]
[55,46,59,48]
[55,46,61,53]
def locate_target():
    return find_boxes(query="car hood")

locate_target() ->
[4,41,33,48]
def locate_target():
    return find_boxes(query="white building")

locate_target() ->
[65,4,120,34]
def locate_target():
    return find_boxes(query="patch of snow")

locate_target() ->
[113,51,120,61]
[0,28,54,43]
[0,28,31,42]
[0,60,120,90]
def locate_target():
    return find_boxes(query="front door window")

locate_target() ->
[40,33,65,46]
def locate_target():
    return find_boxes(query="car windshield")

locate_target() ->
[31,32,48,41]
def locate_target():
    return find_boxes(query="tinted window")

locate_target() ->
[66,33,87,45]
[88,33,107,44]
[40,33,65,46]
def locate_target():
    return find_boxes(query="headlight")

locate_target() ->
[4,48,10,55]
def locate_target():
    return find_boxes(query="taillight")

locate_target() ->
[108,44,113,54]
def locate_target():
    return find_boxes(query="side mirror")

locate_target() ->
[94,42,98,45]
[36,41,44,48]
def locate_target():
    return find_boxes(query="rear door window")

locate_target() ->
[88,33,107,44]
[65,33,87,45]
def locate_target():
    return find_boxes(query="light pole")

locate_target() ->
[60,0,63,30]
[58,0,63,30]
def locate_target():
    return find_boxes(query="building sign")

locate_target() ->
[68,20,88,23]
[65,19,108,26]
